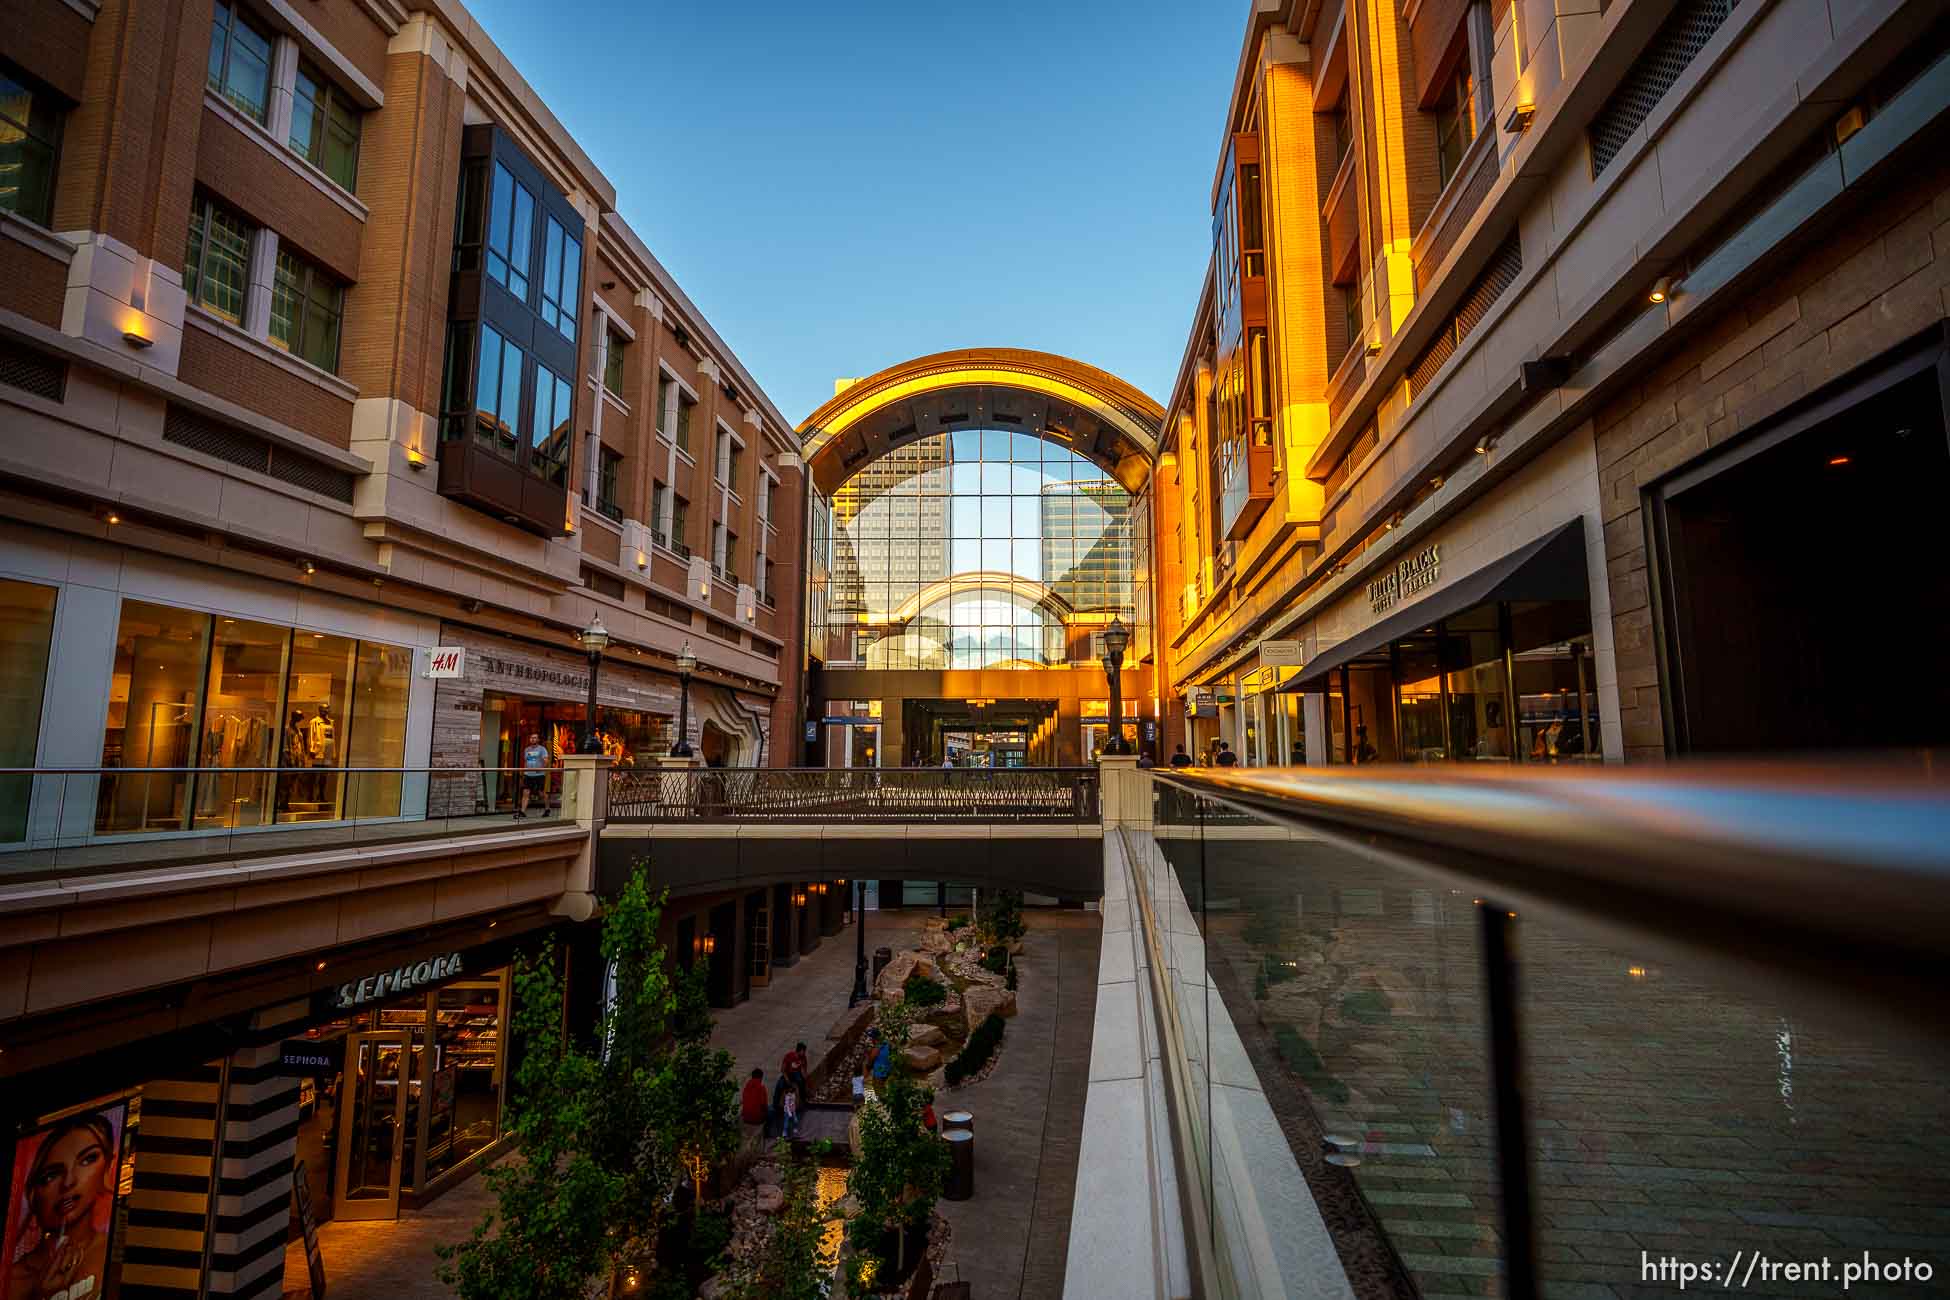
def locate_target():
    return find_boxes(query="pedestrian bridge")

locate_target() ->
[597,765,1108,900]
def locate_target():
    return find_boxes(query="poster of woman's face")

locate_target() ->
[3,1102,127,1300]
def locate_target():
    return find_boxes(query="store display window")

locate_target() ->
[1321,599,1601,765]
[94,598,415,835]
[0,579,58,843]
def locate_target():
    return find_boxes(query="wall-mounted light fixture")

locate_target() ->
[636,550,648,569]
[121,329,154,349]
[298,558,316,575]
[105,511,122,525]
[1504,101,1537,133]
[793,890,808,908]
[700,933,716,956]
[405,447,428,470]
[1648,276,1674,304]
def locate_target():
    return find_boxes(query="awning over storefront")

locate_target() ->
[1294,518,1589,691]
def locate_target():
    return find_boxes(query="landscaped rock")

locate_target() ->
[755,1184,784,1213]
[901,1043,943,1072]
[699,1278,725,1300]
[876,951,920,999]
[753,1162,781,1186]
[964,987,1017,1029]
[909,1022,947,1048]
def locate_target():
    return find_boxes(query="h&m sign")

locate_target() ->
[330,952,463,1009]
[427,647,466,678]
[1368,543,1441,615]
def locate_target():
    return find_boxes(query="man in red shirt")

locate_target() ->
[781,1042,809,1086]
[740,1068,769,1143]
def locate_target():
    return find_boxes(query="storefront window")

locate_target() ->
[280,631,356,822]
[1442,607,1513,761]
[1396,637,1445,761]
[194,616,288,827]
[98,600,212,833]
[0,579,56,841]
[1320,599,1600,765]
[93,598,415,835]
[347,642,413,817]
[426,978,505,1179]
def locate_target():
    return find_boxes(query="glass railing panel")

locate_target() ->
[1162,783,1497,1300]
[1520,907,1950,1298]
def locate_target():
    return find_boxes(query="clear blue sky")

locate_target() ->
[465,0,1244,425]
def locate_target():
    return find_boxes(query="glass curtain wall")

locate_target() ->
[96,599,413,833]
[821,430,1133,669]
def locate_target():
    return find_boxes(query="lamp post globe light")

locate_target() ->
[670,641,697,758]
[578,614,610,754]
[1101,615,1132,756]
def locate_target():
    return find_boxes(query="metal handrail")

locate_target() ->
[1150,762,1950,1031]
[607,765,1101,823]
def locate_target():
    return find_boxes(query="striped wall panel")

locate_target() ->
[209,1038,301,1300]
[121,1068,219,1300]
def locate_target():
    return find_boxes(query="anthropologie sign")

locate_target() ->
[330,952,463,1009]
[1368,543,1441,615]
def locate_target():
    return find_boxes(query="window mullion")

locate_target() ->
[246,228,278,340]
[267,36,299,144]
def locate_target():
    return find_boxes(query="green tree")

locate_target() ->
[845,1073,949,1291]
[437,867,737,1298]
[979,888,1025,944]
[720,1142,834,1300]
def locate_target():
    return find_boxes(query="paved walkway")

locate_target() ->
[936,909,1103,1300]
[709,910,927,1084]
[282,1158,499,1300]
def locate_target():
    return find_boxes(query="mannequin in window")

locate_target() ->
[281,709,308,810]
[308,705,337,803]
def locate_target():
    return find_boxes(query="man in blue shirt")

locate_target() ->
[868,1028,892,1082]
[517,733,548,819]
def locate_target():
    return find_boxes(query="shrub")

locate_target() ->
[1339,988,1392,1025]
[1273,1026,1349,1104]
[945,915,969,933]
[1242,908,1293,951]
[944,1012,1006,1086]
[980,945,1009,974]
[1253,968,1268,1001]
[903,972,947,1008]
[1258,953,1296,988]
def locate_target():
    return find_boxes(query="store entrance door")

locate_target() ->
[336,1029,409,1221]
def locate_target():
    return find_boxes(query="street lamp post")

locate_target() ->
[577,614,610,754]
[849,878,869,1006]
[670,642,697,758]
[1100,616,1132,756]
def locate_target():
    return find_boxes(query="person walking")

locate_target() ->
[1215,740,1239,767]
[517,732,548,818]
[740,1068,769,1146]
[1169,743,1193,768]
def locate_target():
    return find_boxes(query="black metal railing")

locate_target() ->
[1133,764,1950,1300]
[606,766,1100,823]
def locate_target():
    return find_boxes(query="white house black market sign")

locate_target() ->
[330,952,463,1009]
[1368,543,1441,615]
